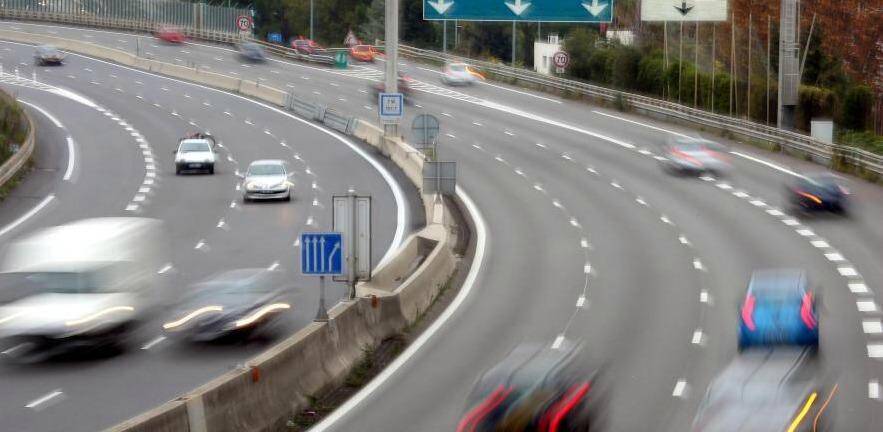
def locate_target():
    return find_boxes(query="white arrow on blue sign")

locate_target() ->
[424,0,612,22]
[301,232,343,275]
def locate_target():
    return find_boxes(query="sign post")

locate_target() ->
[300,232,343,321]
[379,93,404,124]
[411,113,441,159]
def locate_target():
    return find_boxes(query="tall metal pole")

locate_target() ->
[678,21,684,104]
[443,20,447,53]
[730,12,735,116]
[664,22,669,100]
[747,13,752,120]
[384,0,399,137]
[511,21,517,66]
[315,276,328,321]
[309,0,314,40]
[711,24,716,111]
[694,20,699,108]
[767,15,771,124]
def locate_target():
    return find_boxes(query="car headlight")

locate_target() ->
[246,181,259,190]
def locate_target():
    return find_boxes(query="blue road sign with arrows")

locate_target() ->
[424,0,613,22]
[300,232,343,275]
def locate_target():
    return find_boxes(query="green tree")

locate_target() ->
[563,28,598,80]
[359,0,385,44]
[840,85,873,131]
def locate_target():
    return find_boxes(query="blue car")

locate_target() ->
[738,269,819,349]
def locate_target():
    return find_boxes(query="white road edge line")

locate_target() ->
[141,336,166,350]
[310,186,487,432]
[25,389,63,410]
[0,194,55,238]
[730,151,803,178]
[17,101,75,180]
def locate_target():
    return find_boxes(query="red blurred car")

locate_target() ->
[155,26,186,44]
[291,38,324,55]
[349,44,375,62]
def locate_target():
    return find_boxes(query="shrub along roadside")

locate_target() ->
[0,96,27,166]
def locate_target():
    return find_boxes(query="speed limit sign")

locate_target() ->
[552,51,570,69]
[236,15,253,31]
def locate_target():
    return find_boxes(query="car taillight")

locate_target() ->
[795,190,823,205]
[540,382,591,432]
[741,295,756,331]
[800,293,817,330]
[672,149,702,167]
[456,385,512,432]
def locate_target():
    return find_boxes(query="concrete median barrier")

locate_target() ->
[0,28,473,432]
[0,89,35,189]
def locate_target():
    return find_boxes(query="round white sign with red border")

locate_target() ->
[236,15,253,31]
[552,51,570,68]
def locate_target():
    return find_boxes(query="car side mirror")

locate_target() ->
[172,149,177,154]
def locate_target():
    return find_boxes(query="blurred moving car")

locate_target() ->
[33,45,65,66]
[349,44,375,62]
[739,269,819,350]
[0,218,167,362]
[291,38,324,55]
[457,341,603,432]
[370,71,413,103]
[162,269,290,342]
[442,62,481,86]
[237,42,266,62]
[174,132,217,174]
[155,26,186,44]
[786,172,850,214]
[693,348,835,431]
[242,159,293,202]
[661,137,731,176]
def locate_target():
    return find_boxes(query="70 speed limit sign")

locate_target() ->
[236,15,253,31]
[552,51,570,68]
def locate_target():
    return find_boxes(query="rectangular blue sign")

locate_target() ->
[424,0,613,22]
[300,232,343,275]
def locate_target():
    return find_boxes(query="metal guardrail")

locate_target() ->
[395,44,883,177]
[253,40,335,66]
[283,91,354,135]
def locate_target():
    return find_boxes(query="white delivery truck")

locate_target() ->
[0,218,167,362]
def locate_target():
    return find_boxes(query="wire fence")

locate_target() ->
[0,0,249,34]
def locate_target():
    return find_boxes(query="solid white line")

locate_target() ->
[17,99,63,128]
[730,151,803,177]
[141,336,166,350]
[0,194,54,238]
[592,110,690,138]
[63,136,76,181]
[480,80,562,103]
[25,390,63,409]
[310,186,487,432]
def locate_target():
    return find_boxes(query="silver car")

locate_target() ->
[34,45,65,66]
[242,159,292,202]
[661,137,731,176]
[441,62,479,86]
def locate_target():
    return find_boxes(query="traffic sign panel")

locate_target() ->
[552,51,570,68]
[300,232,343,275]
[641,0,728,21]
[236,15,253,31]
[424,0,613,22]
[379,92,404,123]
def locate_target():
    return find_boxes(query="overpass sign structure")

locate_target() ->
[641,0,728,21]
[424,0,613,22]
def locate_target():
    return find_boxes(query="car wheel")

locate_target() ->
[175,166,182,175]
[284,193,291,202]
[207,165,214,175]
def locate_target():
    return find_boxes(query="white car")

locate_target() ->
[242,160,292,202]
[174,136,216,174]
[442,62,480,86]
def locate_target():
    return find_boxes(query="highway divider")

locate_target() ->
[0,29,473,432]
[0,88,35,189]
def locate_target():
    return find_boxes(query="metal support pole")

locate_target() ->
[678,21,683,104]
[694,21,699,108]
[384,0,399,137]
[767,15,771,125]
[537,21,541,40]
[730,12,735,116]
[443,20,447,53]
[511,21,517,67]
[455,20,459,48]
[348,192,358,299]
[711,24,716,111]
[747,13,752,120]
[309,0,315,40]
[315,276,329,321]
[664,21,669,100]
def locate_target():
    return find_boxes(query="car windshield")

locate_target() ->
[38,46,59,55]
[354,45,369,52]
[449,64,467,72]
[248,164,284,176]
[751,277,803,303]
[23,272,103,294]
[179,141,211,152]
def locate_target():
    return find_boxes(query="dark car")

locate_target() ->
[457,342,604,432]
[370,72,413,103]
[786,172,850,214]
[291,38,324,55]
[34,45,65,66]
[739,269,819,350]
[162,269,290,342]
[237,42,266,62]
[693,348,835,431]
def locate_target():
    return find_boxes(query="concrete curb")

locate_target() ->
[0,29,471,432]
[0,89,35,188]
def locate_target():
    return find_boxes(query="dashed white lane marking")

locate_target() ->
[750,199,767,207]
[125,204,139,212]
[672,380,688,398]
[862,320,883,334]
[141,336,166,350]
[849,283,870,294]
[699,175,716,182]
[157,264,174,274]
[610,181,622,189]
[580,238,589,249]
[472,121,483,126]
[716,183,733,190]
[765,209,785,217]
[583,264,592,274]
[811,240,830,248]
[857,300,878,313]
[569,218,580,228]
[503,130,515,136]
[0,194,55,238]
[535,143,547,149]
[363,105,372,110]
[733,191,750,198]
[551,335,565,350]
[699,290,709,303]
[870,381,881,400]
[796,229,815,237]
[306,216,315,226]
[660,215,673,225]
[576,296,587,308]
[552,200,562,208]
[636,197,648,206]
[216,218,226,228]
[267,261,280,271]
[782,219,800,226]
[445,133,456,139]
[868,344,883,358]
[692,258,704,271]
[838,267,858,277]
[194,240,206,250]
[440,112,452,117]
[679,235,690,245]
[533,183,544,192]
[691,329,704,345]
[223,111,233,116]
[824,252,845,262]
[25,390,64,410]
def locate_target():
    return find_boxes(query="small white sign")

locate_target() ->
[641,0,728,22]
[379,92,404,124]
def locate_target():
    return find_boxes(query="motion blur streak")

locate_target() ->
[797,191,823,205]
[0,312,22,325]
[548,382,591,432]
[813,383,838,431]
[233,303,291,328]
[65,306,134,326]
[456,385,511,432]
[162,306,223,330]
[787,392,818,432]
